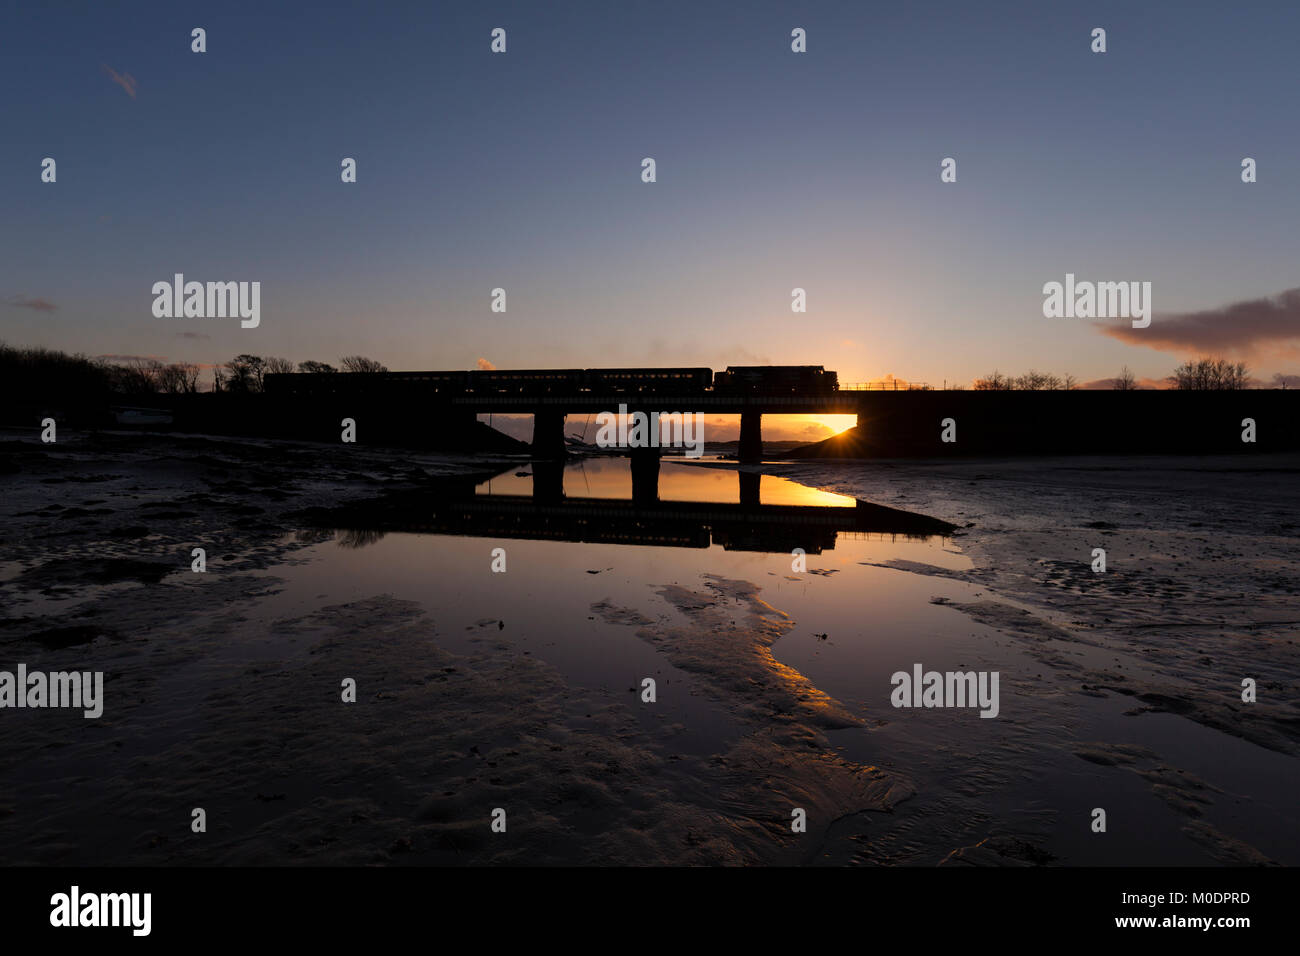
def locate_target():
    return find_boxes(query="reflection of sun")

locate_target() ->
[803,415,857,437]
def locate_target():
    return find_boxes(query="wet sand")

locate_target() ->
[2,433,1296,865]
[0,431,910,865]
[750,453,1300,864]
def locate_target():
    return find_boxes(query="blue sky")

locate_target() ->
[4,0,1299,386]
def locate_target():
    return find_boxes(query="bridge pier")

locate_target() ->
[531,410,568,460]
[739,411,762,463]
[630,448,660,505]
[448,409,478,447]
[738,470,761,508]
[531,461,565,502]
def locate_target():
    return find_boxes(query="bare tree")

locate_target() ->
[177,362,201,393]
[339,355,387,373]
[112,358,163,394]
[973,370,1012,390]
[1171,357,1249,390]
[223,354,266,392]
[265,356,295,375]
[1115,366,1138,390]
[1012,370,1061,390]
[298,360,337,374]
[975,369,1075,390]
[156,363,184,394]
[154,362,202,394]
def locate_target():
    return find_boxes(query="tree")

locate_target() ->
[178,362,202,392]
[973,370,1012,390]
[974,369,1072,390]
[1013,370,1061,390]
[298,360,337,374]
[223,354,266,392]
[112,358,163,394]
[157,362,201,394]
[1171,357,1249,390]
[340,355,387,373]
[265,356,295,375]
[1115,366,1137,390]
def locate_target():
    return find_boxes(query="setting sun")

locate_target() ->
[803,414,858,437]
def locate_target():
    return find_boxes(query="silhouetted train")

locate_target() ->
[263,365,837,396]
[712,366,838,393]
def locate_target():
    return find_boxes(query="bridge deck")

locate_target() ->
[449,394,864,414]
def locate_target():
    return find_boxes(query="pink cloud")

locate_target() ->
[5,295,57,312]
[1096,286,1300,362]
[102,64,137,98]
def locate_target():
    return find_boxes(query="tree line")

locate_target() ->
[0,343,389,401]
[972,358,1270,390]
[212,355,387,393]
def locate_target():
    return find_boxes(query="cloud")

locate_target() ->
[102,64,137,98]
[96,353,166,363]
[4,295,57,312]
[476,357,496,370]
[176,331,210,340]
[1096,286,1300,361]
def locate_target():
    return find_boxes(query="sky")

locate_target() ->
[4,0,1300,416]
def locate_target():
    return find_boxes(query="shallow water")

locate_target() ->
[232,456,1299,865]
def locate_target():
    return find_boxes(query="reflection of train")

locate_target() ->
[263,366,837,397]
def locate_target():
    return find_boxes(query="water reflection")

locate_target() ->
[321,457,954,553]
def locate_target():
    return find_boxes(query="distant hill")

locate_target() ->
[780,429,868,458]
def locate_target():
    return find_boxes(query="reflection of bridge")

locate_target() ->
[320,467,954,553]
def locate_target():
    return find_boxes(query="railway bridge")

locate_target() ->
[265,365,871,461]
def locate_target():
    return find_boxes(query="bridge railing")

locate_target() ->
[837,381,933,391]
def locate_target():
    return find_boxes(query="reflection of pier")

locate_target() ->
[531,457,774,507]
[322,471,954,554]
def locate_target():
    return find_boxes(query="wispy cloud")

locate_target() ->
[1097,287,1300,361]
[102,64,137,98]
[176,331,210,340]
[5,295,58,312]
[97,353,166,362]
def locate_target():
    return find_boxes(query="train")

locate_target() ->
[263,366,838,397]
[712,366,838,393]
